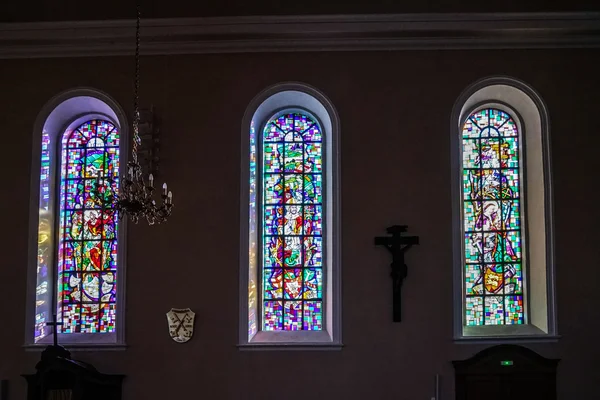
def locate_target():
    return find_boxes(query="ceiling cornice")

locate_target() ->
[1,12,599,59]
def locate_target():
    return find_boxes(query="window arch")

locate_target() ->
[239,83,341,348]
[27,89,127,346]
[452,77,557,339]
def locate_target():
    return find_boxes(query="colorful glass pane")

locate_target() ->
[57,120,119,334]
[462,109,525,326]
[262,112,323,331]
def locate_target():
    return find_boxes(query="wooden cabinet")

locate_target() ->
[453,345,559,400]
[23,346,124,400]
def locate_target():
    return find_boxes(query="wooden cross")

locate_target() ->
[374,225,419,322]
[45,314,63,346]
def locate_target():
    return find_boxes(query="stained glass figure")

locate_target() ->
[262,112,323,331]
[462,108,524,326]
[57,120,119,334]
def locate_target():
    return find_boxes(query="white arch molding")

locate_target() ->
[25,88,129,348]
[239,82,342,350]
[451,76,558,341]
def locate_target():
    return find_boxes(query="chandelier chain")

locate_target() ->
[132,5,141,165]
[93,3,173,225]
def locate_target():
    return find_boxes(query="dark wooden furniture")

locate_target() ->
[1,380,7,400]
[453,344,559,400]
[23,345,124,400]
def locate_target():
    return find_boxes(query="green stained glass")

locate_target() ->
[502,170,520,198]
[505,263,523,294]
[264,143,283,172]
[304,143,322,172]
[504,137,520,168]
[264,174,283,204]
[284,143,304,172]
[465,264,482,295]
[462,109,525,326]
[466,297,483,326]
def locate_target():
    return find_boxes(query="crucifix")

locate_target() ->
[45,314,63,347]
[374,225,419,322]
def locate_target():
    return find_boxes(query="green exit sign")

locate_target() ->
[500,360,514,366]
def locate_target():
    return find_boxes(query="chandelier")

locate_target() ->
[97,5,173,225]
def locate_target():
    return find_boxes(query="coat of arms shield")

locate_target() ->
[166,308,195,343]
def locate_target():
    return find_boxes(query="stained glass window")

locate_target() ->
[462,108,525,326]
[261,112,323,331]
[56,120,120,334]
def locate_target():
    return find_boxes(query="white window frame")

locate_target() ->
[451,76,558,342]
[239,82,342,350]
[25,88,128,349]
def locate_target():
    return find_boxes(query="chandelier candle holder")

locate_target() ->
[115,163,173,225]
[95,5,173,225]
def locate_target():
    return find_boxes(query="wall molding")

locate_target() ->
[1,12,599,58]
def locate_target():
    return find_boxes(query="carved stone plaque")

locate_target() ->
[166,308,195,343]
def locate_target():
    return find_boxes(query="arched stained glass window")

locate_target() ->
[34,118,120,341]
[56,120,120,333]
[242,84,340,348]
[261,112,324,331]
[29,90,126,346]
[462,108,524,326]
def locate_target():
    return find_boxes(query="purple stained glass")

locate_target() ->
[303,301,322,330]
[264,301,284,330]
[57,120,119,334]
[284,301,302,330]
[462,109,525,326]
[261,113,324,331]
[264,206,284,235]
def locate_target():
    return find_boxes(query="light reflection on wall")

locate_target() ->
[35,131,53,342]
[248,121,258,338]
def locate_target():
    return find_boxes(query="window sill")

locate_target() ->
[454,335,560,344]
[238,343,343,351]
[455,325,560,344]
[239,330,343,351]
[24,343,127,352]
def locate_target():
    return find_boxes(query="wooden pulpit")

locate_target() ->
[453,344,559,400]
[23,345,124,400]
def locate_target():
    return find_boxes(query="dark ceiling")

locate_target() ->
[3,0,600,23]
